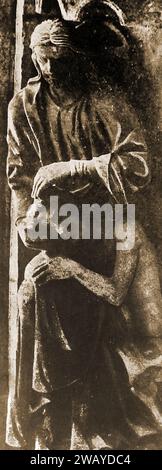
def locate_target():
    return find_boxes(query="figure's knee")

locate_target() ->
[18,279,35,313]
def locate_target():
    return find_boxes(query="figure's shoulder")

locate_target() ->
[92,83,126,106]
[8,89,25,112]
[91,83,139,124]
[8,80,41,115]
[7,89,28,126]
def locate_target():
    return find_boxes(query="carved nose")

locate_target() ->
[8,166,18,180]
[8,165,22,189]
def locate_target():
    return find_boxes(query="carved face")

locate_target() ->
[34,44,78,85]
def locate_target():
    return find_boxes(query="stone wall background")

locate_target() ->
[0,0,161,449]
[0,0,15,450]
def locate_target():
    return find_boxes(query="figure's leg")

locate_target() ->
[8,252,78,450]
[33,278,106,451]
[18,276,75,450]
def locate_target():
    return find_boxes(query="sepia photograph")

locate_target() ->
[0,0,162,459]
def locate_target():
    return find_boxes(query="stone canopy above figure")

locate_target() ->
[34,0,130,63]
[35,0,126,30]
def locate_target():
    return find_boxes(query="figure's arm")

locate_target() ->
[31,124,149,202]
[91,95,150,204]
[94,136,150,205]
[30,243,139,305]
[70,214,140,305]
[31,95,150,202]
[72,246,139,306]
[31,159,96,199]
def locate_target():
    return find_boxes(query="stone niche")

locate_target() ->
[3,0,162,450]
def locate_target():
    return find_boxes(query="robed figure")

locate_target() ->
[6,8,162,450]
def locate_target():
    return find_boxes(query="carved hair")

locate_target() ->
[30,19,80,53]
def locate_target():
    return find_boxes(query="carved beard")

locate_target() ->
[42,55,97,94]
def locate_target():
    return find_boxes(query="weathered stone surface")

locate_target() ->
[0,0,162,450]
[0,0,15,450]
[24,0,59,16]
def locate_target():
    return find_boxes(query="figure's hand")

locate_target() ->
[32,162,71,199]
[31,256,78,285]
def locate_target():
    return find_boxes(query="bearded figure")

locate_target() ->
[6,5,162,451]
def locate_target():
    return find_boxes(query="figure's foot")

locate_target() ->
[90,432,126,450]
[34,406,54,450]
[35,404,72,450]
[35,436,49,450]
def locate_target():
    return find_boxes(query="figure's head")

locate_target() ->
[30,13,129,93]
[30,19,86,89]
